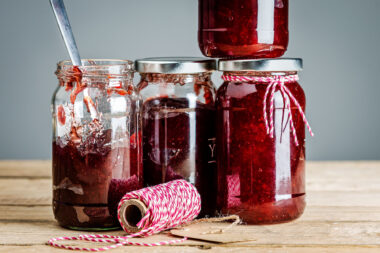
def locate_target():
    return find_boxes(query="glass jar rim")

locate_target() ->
[56,59,134,77]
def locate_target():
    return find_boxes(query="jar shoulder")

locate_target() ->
[217,81,305,107]
[137,80,216,106]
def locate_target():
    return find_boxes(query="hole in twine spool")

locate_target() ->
[119,199,147,233]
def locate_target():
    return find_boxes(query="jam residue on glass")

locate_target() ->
[198,0,288,58]
[216,76,305,224]
[53,63,142,230]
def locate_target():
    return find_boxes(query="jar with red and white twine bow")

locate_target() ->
[216,58,313,224]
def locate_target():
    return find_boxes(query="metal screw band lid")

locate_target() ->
[135,57,217,74]
[218,58,303,72]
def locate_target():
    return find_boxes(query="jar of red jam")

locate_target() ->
[136,57,217,217]
[217,58,313,224]
[198,0,288,58]
[52,59,143,230]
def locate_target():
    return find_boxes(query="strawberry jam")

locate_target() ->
[217,59,306,224]
[198,0,288,58]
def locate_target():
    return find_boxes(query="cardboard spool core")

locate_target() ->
[119,199,147,233]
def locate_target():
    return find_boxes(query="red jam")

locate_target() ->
[142,97,217,217]
[57,105,66,125]
[53,130,142,229]
[198,0,288,58]
[216,73,305,224]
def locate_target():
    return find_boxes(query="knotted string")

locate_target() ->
[222,74,314,145]
[48,180,201,251]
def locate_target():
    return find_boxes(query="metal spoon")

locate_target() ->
[50,0,98,118]
[50,0,81,66]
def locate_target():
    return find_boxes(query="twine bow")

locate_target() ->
[222,74,314,146]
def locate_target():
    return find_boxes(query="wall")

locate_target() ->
[0,0,379,160]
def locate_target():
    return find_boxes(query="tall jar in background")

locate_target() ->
[52,60,143,230]
[136,57,217,217]
[198,0,288,58]
[217,59,311,224]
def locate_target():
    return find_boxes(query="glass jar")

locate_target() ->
[52,59,143,230]
[136,57,217,217]
[198,0,288,58]
[217,58,311,224]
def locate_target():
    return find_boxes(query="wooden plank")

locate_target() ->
[1,245,380,253]
[307,161,380,178]
[0,160,51,178]
[178,221,380,247]
[302,206,380,222]
[0,179,51,206]
[0,162,379,207]
[0,221,199,246]
[231,221,380,246]
[307,161,380,191]
[1,177,380,207]
[1,160,379,181]
[2,205,380,223]
[1,161,380,251]
[1,220,380,246]
[307,191,380,207]
[0,206,54,221]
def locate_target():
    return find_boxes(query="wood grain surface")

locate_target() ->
[0,161,379,252]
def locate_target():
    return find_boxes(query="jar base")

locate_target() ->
[200,41,286,59]
[63,226,121,231]
[221,194,306,225]
[198,29,287,59]
[53,201,120,231]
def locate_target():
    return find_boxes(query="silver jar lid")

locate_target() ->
[135,57,217,74]
[218,58,303,72]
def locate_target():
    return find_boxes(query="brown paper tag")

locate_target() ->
[170,222,256,244]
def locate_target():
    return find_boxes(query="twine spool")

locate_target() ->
[118,199,147,233]
[48,179,202,251]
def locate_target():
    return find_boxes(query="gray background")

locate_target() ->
[0,0,379,160]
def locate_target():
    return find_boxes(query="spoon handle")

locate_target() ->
[50,0,81,66]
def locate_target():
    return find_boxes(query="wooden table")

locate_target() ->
[0,161,379,252]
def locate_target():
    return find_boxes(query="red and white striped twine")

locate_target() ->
[48,180,201,251]
[222,74,314,145]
